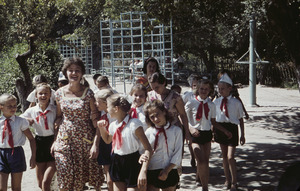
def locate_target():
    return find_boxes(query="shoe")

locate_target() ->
[224,181,231,190]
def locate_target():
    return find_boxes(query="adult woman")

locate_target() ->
[51,57,104,190]
[147,72,192,144]
[135,57,160,92]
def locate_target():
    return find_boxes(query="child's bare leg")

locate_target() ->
[42,161,56,191]
[147,184,160,191]
[0,172,9,191]
[113,181,126,191]
[103,165,113,191]
[188,143,196,167]
[162,186,176,191]
[36,162,47,189]
[227,146,237,186]
[220,144,231,185]
[11,172,23,191]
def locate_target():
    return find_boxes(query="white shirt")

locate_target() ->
[134,105,148,131]
[145,123,183,170]
[27,89,56,105]
[185,96,216,131]
[109,115,143,155]
[0,115,29,148]
[21,104,56,136]
[182,90,195,105]
[213,95,244,125]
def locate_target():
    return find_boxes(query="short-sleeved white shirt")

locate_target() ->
[182,90,195,105]
[21,104,56,136]
[135,105,147,131]
[109,115,143,155]
[185,96,216,131]
[0,115,29,148]
[145,123,183,170]
[27,89,56,105]
[213,95,244,125]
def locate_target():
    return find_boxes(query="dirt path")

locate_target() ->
[20,83,300,191]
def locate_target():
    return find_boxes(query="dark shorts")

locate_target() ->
[191,130,213,145]
[110,151,141,188]
[214,123,239,146]
[35,135,55,163]
[0,147,26,174]
[147,169,179,189]
[97,137,112,165]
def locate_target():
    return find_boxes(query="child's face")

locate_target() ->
[132,89,146,107]
[148,107,167,128]
[107,101,117,118]
[96,82,108,90]
[191,79,198,91]
[198,83,211,100]
[66,64,83,83]
[95,98,107,111]
[146,61,157,77]
[0,99,17,118]
[218,82,232,97]
[36,86,51,106]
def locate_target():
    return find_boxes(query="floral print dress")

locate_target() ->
[54,88,104,190]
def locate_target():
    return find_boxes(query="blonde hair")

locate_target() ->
[35,83,51,93]
[94,89,114,101]
[0,94,17,105]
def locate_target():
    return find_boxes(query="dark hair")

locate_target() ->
[171,84,182,94]
[93,73,102,81]
[130,84,147,97]
[142,57,160,75]
[62,57,86,79]
[143,100,173,127]
[148,72,167,86]
[96,76,109,85]
[107,94,131,113]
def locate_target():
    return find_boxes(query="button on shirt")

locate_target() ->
[0,115,29,148]
[109,115,143,155]
[185,97,216,131]
[145,123,183,170]
[213,95,244,125]
[20,104,56,136]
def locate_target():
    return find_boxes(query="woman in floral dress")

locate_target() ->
[51,57,104,190]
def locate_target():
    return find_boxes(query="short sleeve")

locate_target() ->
[20,117,30,131]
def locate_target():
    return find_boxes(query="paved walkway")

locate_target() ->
[20,83,300,191]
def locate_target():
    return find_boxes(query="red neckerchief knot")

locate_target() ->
[154,123,171,155]
[112,121,126,152]
[2,118,14,155]
[220,97,229,117]
[129,107,138,119]
[195,96,210,121]
[100,113,109,131]
[36,110,50,130]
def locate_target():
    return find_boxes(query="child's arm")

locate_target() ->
[23,129,36,169]
[23,117,35,126]
[90,128,100,159]
[239,118,245,145]
[97,120,112,144]
[211,118,232,139]
[175,97,192,143]
[135,126,152,189]
[158,163,177,181]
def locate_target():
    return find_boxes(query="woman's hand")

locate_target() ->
[89,144,99,159]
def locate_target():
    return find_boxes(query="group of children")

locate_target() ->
[0,64,247,191]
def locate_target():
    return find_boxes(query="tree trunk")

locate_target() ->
[15,34,36,112]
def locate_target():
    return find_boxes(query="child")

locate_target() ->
[57,71,68,88]
[129,84,148,130]
[95,76,118,94]
[27,74,56,107]
[170,84,182,95]
[142,100,183,190]
[21,83,56,191]
[185,79,232,190]
[213,73,245,191]
[94,89,115,191]
[97,94,152,191]
[0,93,36,191]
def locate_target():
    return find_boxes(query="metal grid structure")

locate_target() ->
[57,37,93,74]
[100,12,173,93]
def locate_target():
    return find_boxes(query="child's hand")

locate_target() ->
[89,144,99,159]
[138,154,149,164]
[158,169,168,181]
[50,142,55,157]
[27,118,35,126]
[137,170,147,190]
[30,157,36,169]
[97,120,108,130]
[240,135,245,145]
[189,127,200,137]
